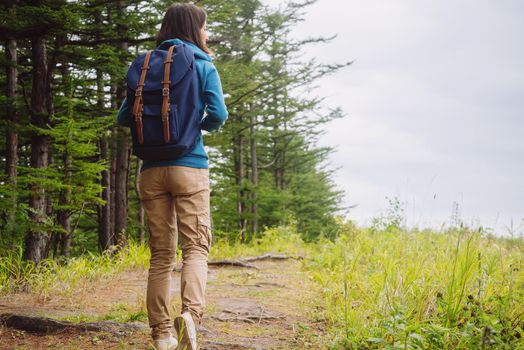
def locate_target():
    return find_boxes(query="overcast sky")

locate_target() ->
[263,0,524,234]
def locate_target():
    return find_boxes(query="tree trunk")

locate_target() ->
[249,114,258,237]
[96,65,112,251]
[108,6,118,247]
[93,10,112,252]
[44,150,54,259]
[51,233,60,261]
[24,36,50,263]
[58,152,73,257]
[114,128,130,245]
[45,34,65,258]
[113,0,130,248]
[234,120,246,241]
[134,158,145,244]
[110,124,117,246]
[280,154,286,190]
[274,158,279,189]
[5,38,18,182]
[3,38,18,235]
[281,121,287,191]
[98,135,112,250]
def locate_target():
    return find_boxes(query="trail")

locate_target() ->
[0,258,324,349]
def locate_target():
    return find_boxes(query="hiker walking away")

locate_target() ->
[117,3,228,350]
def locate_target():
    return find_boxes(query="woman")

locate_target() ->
[117,3,228,350]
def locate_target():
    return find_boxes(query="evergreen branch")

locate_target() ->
[65,36,155,46]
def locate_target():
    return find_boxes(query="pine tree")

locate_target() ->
[0,0,350,259]
[203,0,350,241]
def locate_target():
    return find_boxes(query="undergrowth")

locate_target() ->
[0,225,306,300]
[305,223,524,349]
[1,224,523,349]
[0,241,150,301]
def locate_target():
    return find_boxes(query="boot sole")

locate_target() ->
[174,314,197,350]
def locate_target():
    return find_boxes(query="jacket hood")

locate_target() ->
[157,38,212,62]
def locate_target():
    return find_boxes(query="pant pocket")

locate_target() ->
[196,214,212,253]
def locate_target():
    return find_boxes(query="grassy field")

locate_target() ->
[306,223,524,349]
[1,224,523,349]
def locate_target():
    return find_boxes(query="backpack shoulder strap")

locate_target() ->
[132,50,152,145]
[161,45,176,143]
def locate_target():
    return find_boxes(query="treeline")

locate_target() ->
[0,0,349,262]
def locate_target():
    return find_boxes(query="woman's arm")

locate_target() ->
[117,97,131,127]
[200,62,228,131]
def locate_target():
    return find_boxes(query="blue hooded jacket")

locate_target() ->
[117,38,228,172]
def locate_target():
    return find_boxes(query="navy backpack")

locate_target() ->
[125,43,199,161]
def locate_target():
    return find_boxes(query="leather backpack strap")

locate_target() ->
[161,45,175,143]
[132,50,152,145]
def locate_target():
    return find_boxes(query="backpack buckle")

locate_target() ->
[162,88,169,96]
[135,89,142,97]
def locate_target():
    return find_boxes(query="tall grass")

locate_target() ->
[1,225,522,349]
[306,223,524,349]
[0,226,305,301]
[0,240,150,301]
[211,225,308,259]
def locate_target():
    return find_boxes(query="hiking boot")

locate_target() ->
[174,312,198,350]
[153,335,178,350]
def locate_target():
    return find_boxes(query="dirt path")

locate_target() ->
[0,258,325,349]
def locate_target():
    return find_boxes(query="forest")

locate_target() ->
[1,1,523,349]
[0,0,349,262]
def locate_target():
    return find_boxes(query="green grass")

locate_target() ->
[59,302,148,324]
[0,240,150,300]
[1,224,522,349]
[0,226,304,300]
[305,223,524,349]
[210,224,309,259]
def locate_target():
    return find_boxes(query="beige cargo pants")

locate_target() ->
[137,165,212,340]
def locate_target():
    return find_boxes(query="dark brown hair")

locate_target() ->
[156,3,211,54]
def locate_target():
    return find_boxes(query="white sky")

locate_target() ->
[263,0,524,234]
